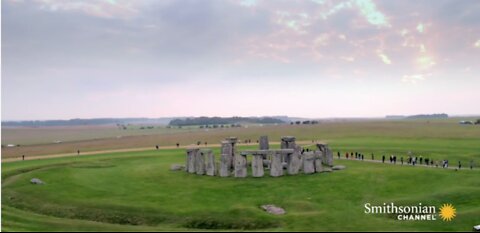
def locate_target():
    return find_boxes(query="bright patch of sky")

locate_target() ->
[2,0,479,120]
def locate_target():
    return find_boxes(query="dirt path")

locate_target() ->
[334,157,472,170]
[1,140,320,163]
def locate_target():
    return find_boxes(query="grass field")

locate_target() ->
[3,119,480,159]
[2,120,480,231]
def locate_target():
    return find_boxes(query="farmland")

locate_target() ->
[2,119,480,231]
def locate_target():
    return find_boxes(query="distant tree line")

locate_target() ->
[2,118,176,127]
[405,113,448,119]
[290,120,320,125]
[168,117,284,126]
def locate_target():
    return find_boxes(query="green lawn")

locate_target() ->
[2,145,480,231]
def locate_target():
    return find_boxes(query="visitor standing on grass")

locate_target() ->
[371,153,374,160]
[77,150,80,155]
[458,161,461,169]
[382,155,385,163]
[22,155,25,161]
[156,145,159,150]
[401,157,403,165]
[471,160,474,170]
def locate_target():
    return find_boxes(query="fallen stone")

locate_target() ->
[30,178,44,185]
[261,204,286,215]
[170,164,185,171]
[332,165,346,170]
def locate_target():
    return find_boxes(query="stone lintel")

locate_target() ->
[281,136,296,142]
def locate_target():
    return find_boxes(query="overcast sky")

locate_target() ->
[2,0,479,120]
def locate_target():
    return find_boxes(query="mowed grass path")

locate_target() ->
[2,147,480,231]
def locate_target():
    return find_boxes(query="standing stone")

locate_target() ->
[220,140,234,172]
[270,151,284,177]
[287,148,301,175]
[196,150,206,175]
[317,144,334,167]
[259,136,269,150]
[281,136,296,162]
[314,151,324,173]
[204,149,216,176]
[235,153,247,178]
[224,137,238,169]
[252,152,265,177]
[186,148,198,173]
[325,146,334,167]
[303,152,316,174]
[220,154,230,177]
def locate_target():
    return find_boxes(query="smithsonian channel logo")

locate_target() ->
[364,203,456,221]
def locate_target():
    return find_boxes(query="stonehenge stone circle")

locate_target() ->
[183,136,337,178]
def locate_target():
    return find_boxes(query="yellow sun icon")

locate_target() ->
[439,203,456,221]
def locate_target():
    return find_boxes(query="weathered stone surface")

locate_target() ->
[316,144,334,166]
[30,178,44,185]
[332,165,346,170]
[170,164,185,171]
[261,205,286,215]
[287,152,301,175]
[234,154,247,178]
[196,151,206,175]
[186,148,199,173]
[204,150,216,176]
[303,152,316,174]
[270,152,284,177]
[259,136,269,150]
[219,152,231,177]
[314,151,323,173]
[252,153,264,177]
[221,140,233,169]
[223,138,238,169]
[281,136,296,162]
